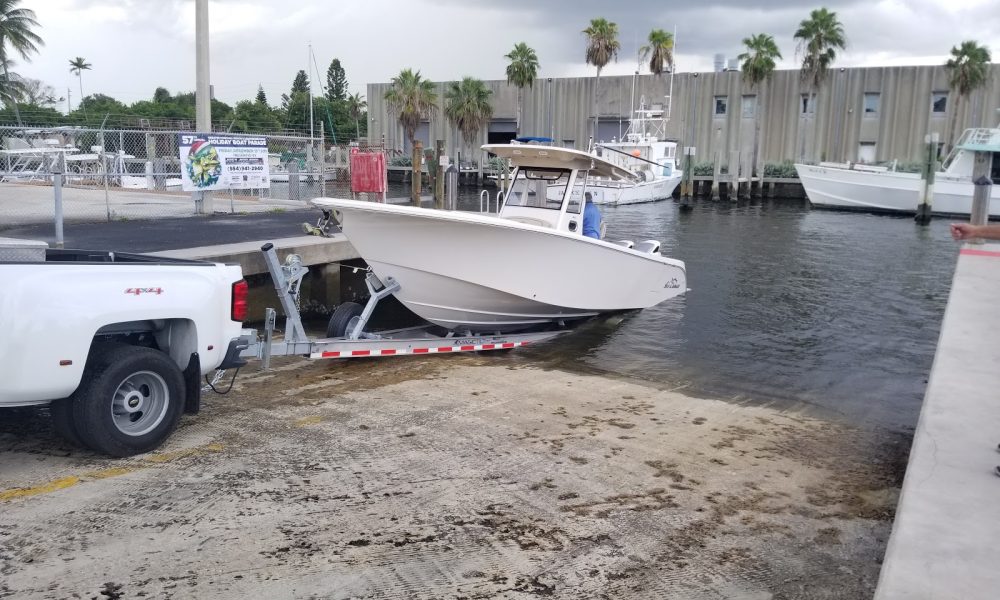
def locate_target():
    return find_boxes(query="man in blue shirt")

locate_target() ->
[582,192,603,239]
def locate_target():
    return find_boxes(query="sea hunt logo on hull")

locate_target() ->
[125,287,164,296]
[663,278,681,289]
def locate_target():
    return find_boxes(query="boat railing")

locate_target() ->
[480,189,502,214]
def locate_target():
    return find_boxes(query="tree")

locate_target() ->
[945,40,992,149]
[794,7,846,160]
[326,58,347,103]
[445,77,493,159]
[504,42,539,135]
[0,0,43,127]
[0,57,24,108]
[583,18,620,140]
[738,33,782,175]
[291,70,310,95]
[19,77,61,107]
[69,56,92,119]
[255,84,268,106]
[640,29,674,76]
[153,87,171,103]
[383,68,437,148]
[232,99,282,133]
[347,92,367,139]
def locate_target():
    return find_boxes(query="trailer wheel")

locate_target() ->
[327,302,364,338]
[71,344,185,457]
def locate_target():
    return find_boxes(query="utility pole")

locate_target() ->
[67,88,71,114]
[195,0,213,214]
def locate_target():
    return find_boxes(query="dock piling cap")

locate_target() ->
[974,176,993,186]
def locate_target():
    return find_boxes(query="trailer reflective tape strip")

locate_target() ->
[380,349,397,355]
[351,350,371,356]
[437,347,453,352]
[320,351,341,358]
[413,348,430,354]
[501,343,516,349]
[481,344,495,350]
[460,345,476,351]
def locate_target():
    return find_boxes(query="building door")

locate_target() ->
[597,119,624,144]
[488,120,517,145]
[404,122,430,153]
[857,142,876,164]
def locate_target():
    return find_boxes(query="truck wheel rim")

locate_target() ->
[110,371,169,437]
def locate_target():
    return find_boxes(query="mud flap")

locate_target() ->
[183,352,201,414]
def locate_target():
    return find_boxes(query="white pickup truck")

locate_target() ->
[0,238,249,457]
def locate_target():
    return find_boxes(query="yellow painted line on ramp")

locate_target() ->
[0,442,225,502]
[0,476,81,501]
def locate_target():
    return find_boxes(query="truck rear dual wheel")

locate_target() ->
[65,344,185,457]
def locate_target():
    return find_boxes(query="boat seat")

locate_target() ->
[633,240,661,254]
[612,240,635,249]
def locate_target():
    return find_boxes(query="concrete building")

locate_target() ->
[367,64,1000,170]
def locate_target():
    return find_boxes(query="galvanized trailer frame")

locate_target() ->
[233,243,567,370]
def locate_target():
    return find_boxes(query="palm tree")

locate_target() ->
[383,68,437,150]
[794,7,846,160]
[347,92,367,139]
[945,40,992,150]
[0,0,42,127]
[504,42,539,135]
[640,29,674,76]
[0,57,24,108]
[445,76,494,160]
[69,56,92,119]
[738,33,783,176]
[583,18,620,141]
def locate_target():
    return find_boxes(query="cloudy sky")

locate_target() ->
[15,0,1000,110]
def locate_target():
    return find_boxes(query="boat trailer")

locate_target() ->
[230,243,568,371]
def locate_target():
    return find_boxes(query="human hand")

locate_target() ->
[951,223,979,240]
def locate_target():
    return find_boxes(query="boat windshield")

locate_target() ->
[504,168,571,210]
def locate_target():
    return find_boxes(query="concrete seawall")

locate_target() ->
[875,244,1000,598]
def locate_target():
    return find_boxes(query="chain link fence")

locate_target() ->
[0,126,381,230]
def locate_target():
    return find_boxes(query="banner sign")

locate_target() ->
[178,133,270,191]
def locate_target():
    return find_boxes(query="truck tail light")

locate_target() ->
[231,280,248,322]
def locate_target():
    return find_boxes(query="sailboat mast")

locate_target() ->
[308,43,315,142]
[666,25,677,123]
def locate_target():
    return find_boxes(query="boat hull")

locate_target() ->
[588,173,683,206]
[316,199,687,332]
[795,163,1000,216]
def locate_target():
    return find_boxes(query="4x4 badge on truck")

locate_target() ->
[125,287,164,296]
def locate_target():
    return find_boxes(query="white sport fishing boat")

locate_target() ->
[795,125,1000,216]
[312,143,687,333]
[588,97,683,206]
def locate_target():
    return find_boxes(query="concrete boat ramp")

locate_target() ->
[874,243,1000,599]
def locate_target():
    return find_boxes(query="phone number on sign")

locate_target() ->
[228,165,265,172]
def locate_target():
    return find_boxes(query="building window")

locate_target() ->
[714,96,728,116]
[932,92,948,114]
[863,93,880,116]
[741,95,756,119]
[801,94,814,115]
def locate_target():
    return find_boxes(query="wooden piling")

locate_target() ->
[711,152,722,201]
[411,141,423,207]
[435,140,445,209]
[915,133,939,225]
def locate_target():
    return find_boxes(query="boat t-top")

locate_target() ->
[311,143,687,333]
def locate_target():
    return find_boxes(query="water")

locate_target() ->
[378,183,957,432]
